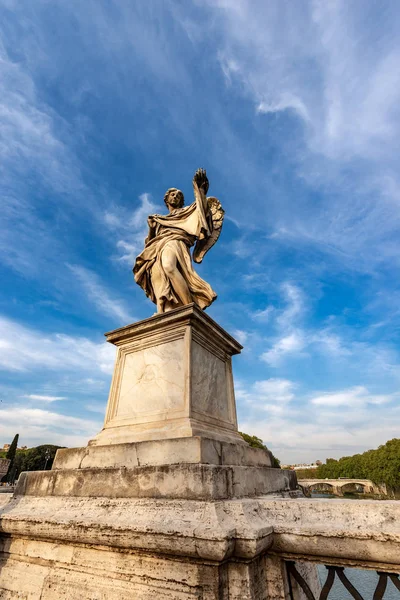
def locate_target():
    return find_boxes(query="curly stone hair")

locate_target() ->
[164,188,184,208]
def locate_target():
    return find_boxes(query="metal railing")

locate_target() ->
[286,561,400,600]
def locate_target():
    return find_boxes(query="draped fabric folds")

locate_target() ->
[133,199,216,310]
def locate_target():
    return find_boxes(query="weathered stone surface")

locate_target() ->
[15,464,295,500]
[258,497,400,568]
[90,305,246,447]
[3,494,400,567]
[53,436,272,470]
[2,493,400,598]
[0,493,12,508]
[0,535,271,600]
[0,495,273,562]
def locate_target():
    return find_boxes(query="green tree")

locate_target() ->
[1,433,19,483]
[239,432,281,468]
[316,439,400,491]
[295,468,318,479]
[12,445,63,479]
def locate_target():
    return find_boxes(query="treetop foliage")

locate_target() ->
[316,438,400,489]
[239,432,281,468]
[294,468,319,480]
[2,444,65,483]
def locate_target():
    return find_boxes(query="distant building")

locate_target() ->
[293,464,319,471]
[281,463,320,471]
[2,444,28,452]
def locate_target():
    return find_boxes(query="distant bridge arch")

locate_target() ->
[303,481,335,494]
[298,478,385,497]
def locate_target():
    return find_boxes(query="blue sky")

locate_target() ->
[1,0,400,463]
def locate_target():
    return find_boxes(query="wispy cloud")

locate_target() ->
[104,193,160,264]
[0,406,101,448]
[261,331,305,367]
[202,0,400,272]
[22,394,66,403]
[251,305,274,322]
[310,386,394,408]
[237,378,296,416]
[238,381,400,463]
[0,316,115,375]
[67,264,135,323]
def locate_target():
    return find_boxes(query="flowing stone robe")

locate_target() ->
[133,195,217,310]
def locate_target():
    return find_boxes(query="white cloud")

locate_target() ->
[261,331,305,367]
[237,376,400,463]
[239,412,400,464]
[276,282,305,329]
[0,39,82,194]
[232,329,248,344]
[0,316,115,375]
[67,263,135,323]
[0,406,101,448]
[237,378,296,416]
[310,385,394,408]
[311,329,351,358]
[105,193,161,264]
[251,305,274,322]
[257,92,310,122]
[200,0,400,272]
[208,0,400,160]
[22,395,65,403]
[256,282,307,366]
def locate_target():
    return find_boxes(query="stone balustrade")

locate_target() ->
[1,490,400,599]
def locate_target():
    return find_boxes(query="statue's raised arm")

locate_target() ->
[133,168,224,314]
[192,168,225,264]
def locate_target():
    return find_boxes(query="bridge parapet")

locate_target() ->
[270,497,400,598]
[0,493,399,599]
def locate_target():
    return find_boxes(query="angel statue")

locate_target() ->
[133,168,224,314]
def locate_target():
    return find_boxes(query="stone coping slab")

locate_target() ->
[104,303,242,355]
[53,436,272,471]
[1,495,400,566]
[15,464,295,501]
[0,495,275,561]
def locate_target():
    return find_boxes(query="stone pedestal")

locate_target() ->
[90,304,245,446]
[0,306,300,599]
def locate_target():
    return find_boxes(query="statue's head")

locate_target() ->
[164,188,184,210]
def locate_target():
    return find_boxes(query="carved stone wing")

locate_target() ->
[193,196,225,264]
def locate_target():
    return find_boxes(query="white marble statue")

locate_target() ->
[134,169,224,313]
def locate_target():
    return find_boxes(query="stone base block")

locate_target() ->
[90,416,247,447]
[53,436,273,470]
[91,304,246,447]
[16,463,296,501]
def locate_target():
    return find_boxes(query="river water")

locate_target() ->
[310,493,399,599]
